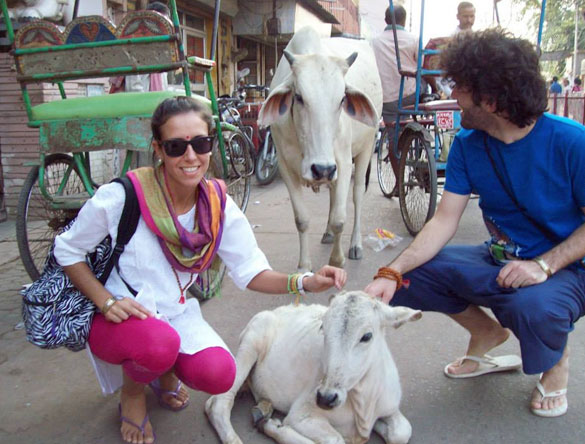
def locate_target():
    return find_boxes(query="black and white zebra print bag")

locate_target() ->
[21,177,140,351]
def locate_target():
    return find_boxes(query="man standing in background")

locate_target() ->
[371,5,418,194]
[454,1,475,34]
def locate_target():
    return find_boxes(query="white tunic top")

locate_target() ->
[54,181,271,394]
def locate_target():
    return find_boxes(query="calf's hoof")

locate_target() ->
[348,246,363,260]
[252,400,274,430]
[321,232,334,244]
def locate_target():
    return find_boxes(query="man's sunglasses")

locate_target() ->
[159,136,214,157]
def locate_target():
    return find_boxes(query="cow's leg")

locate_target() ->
[205,313,273,444]
[321,194,334,244]
[260,418,316,444]
[348,146,372,260]
[262,415,345,444]
[373,410,412,444]
[279,162,312,271]
[326,158,352,268]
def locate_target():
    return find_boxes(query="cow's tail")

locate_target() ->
[365,160,371,192]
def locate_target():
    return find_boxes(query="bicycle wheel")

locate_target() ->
[377,128,398,198]
[255,131,279,185]
[227,130,255,179]
[398,130,437,236]
[225,130,252,212]
[16,153,86,281]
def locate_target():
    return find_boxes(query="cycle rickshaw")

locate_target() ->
[378,0,548,236]
[0,0,251,298]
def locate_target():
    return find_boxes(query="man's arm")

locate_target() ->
[365,190,469,303]
[498,207,585,288]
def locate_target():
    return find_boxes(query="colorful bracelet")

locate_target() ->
[373,266,403,290]
[287,273,302,296]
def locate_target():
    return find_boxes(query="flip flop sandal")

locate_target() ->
[149,380,190,412]
[443,354,522,379]
[531,380,568,418]
[119,403,156,443]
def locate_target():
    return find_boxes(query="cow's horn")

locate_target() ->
[346,52,358,67]
[284,50,296,66]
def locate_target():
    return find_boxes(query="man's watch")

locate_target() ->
[533,256,553,278]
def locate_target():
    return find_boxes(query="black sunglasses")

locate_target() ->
[159,136,214,157]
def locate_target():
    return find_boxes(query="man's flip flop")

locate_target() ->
[531,381,568,418]
[443,354,522,379]
[149,380,190,412]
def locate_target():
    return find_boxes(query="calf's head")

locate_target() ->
[315,291,421,410]
[259,51,378,184]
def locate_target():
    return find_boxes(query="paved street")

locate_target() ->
[1,169,584,443]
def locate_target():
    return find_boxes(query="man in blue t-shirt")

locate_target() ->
[365,29,585,418]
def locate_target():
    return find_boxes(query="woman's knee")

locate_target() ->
[176,347,236,395]
[89,315,181,372]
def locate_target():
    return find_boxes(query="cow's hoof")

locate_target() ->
[321,232,334,244]
[348,246,363,260]
[251,400,274,429]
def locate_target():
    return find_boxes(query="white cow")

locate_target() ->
[259,27,383,271]
[206,291,421,444]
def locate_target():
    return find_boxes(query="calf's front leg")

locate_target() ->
[373,410,412,444]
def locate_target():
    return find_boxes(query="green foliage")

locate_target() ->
[513,0,585,75]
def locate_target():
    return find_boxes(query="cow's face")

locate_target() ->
[316,291,421,410]
[259,52,378,184]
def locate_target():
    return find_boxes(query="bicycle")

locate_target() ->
[254,125,278,185]
[2,0,246,300]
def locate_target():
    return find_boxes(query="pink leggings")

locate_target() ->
[88,314,236,395]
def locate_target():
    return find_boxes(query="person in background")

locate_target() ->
[571,77,582,92]
[453,1,475,35]
[55,96,347,444]
[371,5,418,195]
[365,29,585,419]
[562,77,571,94]
[549,76,562,94]
[428,1,476,99]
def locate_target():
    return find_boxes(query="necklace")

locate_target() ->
[171,267,195,304]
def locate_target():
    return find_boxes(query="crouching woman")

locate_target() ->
[54,96,346,444]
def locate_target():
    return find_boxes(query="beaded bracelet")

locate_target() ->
[373,266,403,290]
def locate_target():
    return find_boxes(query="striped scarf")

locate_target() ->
[126,167,226,273]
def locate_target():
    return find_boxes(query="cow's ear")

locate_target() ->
[259,80,293,126]
[328,291,345,305]
[343,85,379,128]
[380,305,422,329]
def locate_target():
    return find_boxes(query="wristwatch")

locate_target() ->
[533,256,553,277]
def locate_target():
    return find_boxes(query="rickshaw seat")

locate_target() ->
[30,91,211,122]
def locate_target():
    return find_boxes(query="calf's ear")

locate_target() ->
[259,79,293,126]
[380,305,422,329]
[343,85,379,128]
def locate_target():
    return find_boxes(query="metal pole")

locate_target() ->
[210,0,221,62]
[574,0,579,79]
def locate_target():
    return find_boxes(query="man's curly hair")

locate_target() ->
[440,28,547,128]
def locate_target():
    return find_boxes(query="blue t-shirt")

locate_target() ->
[549,82,562,94]
[445,113,585,260]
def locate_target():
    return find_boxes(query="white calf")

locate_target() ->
[206,291,421,444]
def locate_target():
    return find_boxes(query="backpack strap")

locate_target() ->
[98,176,140,295]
